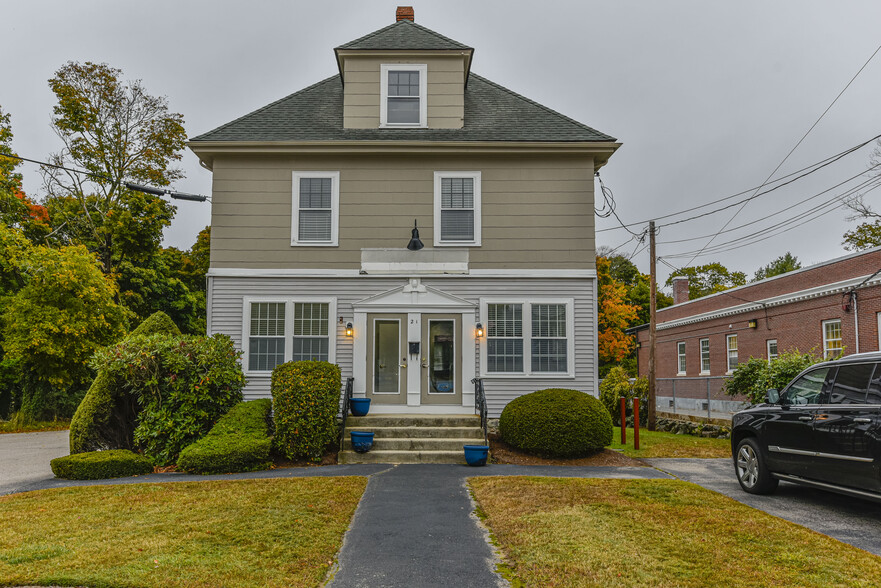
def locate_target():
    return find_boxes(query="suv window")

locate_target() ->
[829,363,875,404]
[867,367,881,404]
[781,367,831,405]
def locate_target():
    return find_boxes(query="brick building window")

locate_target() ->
[726,334,738,373]
[767,339,778,363]
[700,338,710,374]
[823,319,843,359]
[677,342,686,375]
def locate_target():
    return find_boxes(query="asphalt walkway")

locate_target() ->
[0,430,69,495]
[647,458,881,556]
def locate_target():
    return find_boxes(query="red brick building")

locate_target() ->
[631,246,881,416]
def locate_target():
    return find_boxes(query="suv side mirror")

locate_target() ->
[765,389,780,404]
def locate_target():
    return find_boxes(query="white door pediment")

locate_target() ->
[354,279,475,312]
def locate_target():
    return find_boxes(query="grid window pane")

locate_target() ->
[678,342,686,374]
[531,339,567,373]
[487,304,522,337]
[292,337,329,362]
[249,337,285,372]
[250,303,285,337]
[727,335,738,371]
[299,178,331,209]
[768,339,778,362]
[441,178,474,209]
[388,71,419,96]
[294,303,329,336]
[532,304,566,338]
[700,339,710,373]
[487,339,523,373]
[824,320,843,359]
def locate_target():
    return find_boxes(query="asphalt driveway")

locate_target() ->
[647,457,881,556]
[0,430,69,495]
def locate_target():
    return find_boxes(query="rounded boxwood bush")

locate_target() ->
[272,361,341,462]
[50,449,153,480]
[177,399,273,474]
[499,388,613,457]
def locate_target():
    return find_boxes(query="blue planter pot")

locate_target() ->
[350,431,375,453]
[350,398,371,417]
[463,444,489,466]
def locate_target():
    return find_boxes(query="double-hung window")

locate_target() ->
[434,172,481,246]
[823,319,843,359]
[292,172,339,246]
[700,338,711,374]
[380,64,427,127]
[244,298,337,374]
[767,339,778,363]
[726,334,738,373]
[677,342,686,375]
[482,299,574,376]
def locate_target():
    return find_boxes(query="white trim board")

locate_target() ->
[207,268,598,279]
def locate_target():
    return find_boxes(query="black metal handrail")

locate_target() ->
[339,377,354,450]
[472,377,488,445]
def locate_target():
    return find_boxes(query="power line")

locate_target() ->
[596,132,881,233]
[681,40,881,267]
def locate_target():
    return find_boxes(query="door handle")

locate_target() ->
[379,364,386,369]
[798,416,813,421]
[854,417,872,423]
[421,359,427,368]
[399,363,407,369]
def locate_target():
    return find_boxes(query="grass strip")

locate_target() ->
[470,477,881,587]
[611,426,731,458]
[0,477,366,588]
[0,418,70,434]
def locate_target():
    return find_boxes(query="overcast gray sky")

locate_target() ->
[4,1,881,286]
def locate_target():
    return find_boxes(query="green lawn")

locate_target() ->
[471,477,881,587]
[610,426,731,458]
[0,477,366,588]
[0,417,70,434]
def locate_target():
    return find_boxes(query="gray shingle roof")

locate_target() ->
[335,19,472,51]
[190,73,616,143]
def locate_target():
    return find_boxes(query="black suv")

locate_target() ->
[731,352,881,502]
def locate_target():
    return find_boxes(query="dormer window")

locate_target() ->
[381,64,427,127]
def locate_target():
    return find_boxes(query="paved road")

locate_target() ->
[647,458,881,556]
[0,430,69,495]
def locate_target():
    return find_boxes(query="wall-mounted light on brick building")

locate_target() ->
[748,319,758,329]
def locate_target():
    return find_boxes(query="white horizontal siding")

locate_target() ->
[210,276,595,416]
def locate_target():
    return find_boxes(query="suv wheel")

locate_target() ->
[735,437,779,494]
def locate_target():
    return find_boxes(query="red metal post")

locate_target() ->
[633,399,640,450]
[620,397,626,444]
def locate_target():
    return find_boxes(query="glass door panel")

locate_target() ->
[374,320,400,393]
[429,320,455,394]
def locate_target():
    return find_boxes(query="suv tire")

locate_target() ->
[735,437,779,494]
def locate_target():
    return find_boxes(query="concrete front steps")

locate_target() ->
[339,414,486,464]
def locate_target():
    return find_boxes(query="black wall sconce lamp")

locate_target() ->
[345,322,354,337]
[407,219,424,251]
[475,323,484,338]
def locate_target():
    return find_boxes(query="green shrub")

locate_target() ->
[178,399,273,474]
[599,367,648,426]
[724,350,821,403]
[50,449,153,480]
[69,311,181,454]
[499,389,613,457]
[272,361,341,462]
[93,333,245,465]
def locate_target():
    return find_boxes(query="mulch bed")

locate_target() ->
[488,433,644,467]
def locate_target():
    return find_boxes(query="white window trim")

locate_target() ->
[767,339,778,364]
[822,319,843,360]
[478,298,575,378]
[242,296,338,377]
[700,338,710,375]
[726,334,738,374]
[380,63,428,128]
[433,171,482,247]
[291,171,340,247]
[677,341,686,376]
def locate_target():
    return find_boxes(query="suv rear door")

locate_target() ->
[812,362,881,491]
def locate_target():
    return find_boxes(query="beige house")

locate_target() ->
[188,8,620,417]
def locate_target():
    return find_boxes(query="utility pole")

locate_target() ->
[648,220,657,431]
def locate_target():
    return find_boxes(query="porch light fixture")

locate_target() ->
[407,219,424,251]
[748,319,758,329]
[345,322,354,337]
[475,323,484,338]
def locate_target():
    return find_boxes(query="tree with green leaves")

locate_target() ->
[665,262,747,300]
[842,138,881,251]
[41,61,187,274]
[753,252,801,281]
[0,106,50,242]
[2,243,128,420]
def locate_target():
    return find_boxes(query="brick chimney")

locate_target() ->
[672,277,690,305]
[396,6,414,21]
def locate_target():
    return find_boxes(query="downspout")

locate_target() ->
[852,291,859,354]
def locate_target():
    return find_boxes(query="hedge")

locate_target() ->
[50,449,153,480]
[177,399,273,474]
[272,361,341,462]
[69,311,181,454]
[599,367,648,427]
[499,388,613,457]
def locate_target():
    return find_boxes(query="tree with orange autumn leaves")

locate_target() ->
[597,256,639,363]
